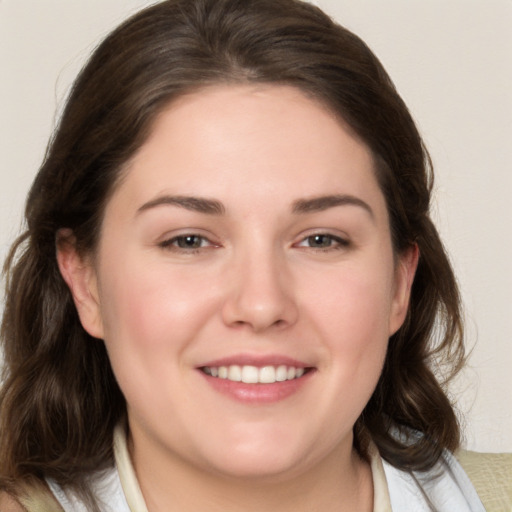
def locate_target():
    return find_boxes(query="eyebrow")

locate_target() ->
[292,194,374,219]
[136,193,373,218]
[137,195,225,215]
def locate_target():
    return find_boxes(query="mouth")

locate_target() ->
[197,356,315,403]
[200,364,311,384]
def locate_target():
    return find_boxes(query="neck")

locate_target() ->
[129,428,373,512]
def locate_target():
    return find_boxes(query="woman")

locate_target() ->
[0,0,495,510]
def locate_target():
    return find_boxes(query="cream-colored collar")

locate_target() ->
[113,423,392,512]
[113,423,149,512]
[368,442,393,512]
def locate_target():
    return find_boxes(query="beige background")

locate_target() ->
[0,0,510,452]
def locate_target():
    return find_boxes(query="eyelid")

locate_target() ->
[293,230,351,250]
[158,230,221,252]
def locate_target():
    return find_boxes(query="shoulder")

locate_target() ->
[0,492,27,512]
[382,448,487,511]
[457,450,512,511]
[0,480,64,512]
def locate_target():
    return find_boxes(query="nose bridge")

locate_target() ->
[222,240,297,331]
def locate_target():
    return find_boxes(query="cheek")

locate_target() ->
[329,279,390,381]
[95,259,224,426]
[302,262,393,398]
[308,262,395,344]
[96,255,222,378]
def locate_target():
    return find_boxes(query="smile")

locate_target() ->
[201,365,307,384]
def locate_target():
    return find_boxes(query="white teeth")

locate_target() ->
[228,365,242,382]
[259,365,276,383]
[276,365,288,382]
[203,364,308,384]
[241,365,259,383]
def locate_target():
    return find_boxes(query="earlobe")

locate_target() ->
[56,229,104,339]
[389,244,419,335]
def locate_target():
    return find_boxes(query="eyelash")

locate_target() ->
[159,234,214,253]
[295,233,350,251]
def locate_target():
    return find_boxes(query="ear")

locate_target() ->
[389,243,419,336]
[56,229,104,339]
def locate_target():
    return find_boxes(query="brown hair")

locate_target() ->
[1,0,464,505]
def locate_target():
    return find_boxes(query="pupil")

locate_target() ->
[312,235,330,247]
[179,236,200,248]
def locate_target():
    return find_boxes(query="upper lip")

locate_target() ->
[198,354,311,369]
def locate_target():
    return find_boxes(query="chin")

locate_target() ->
[205,453,306,482]
[195,431,319,482]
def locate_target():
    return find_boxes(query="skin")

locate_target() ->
[58,84,418,512]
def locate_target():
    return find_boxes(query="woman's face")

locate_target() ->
[63,84,416,480]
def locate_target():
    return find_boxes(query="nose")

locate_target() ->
[221,249,299,332]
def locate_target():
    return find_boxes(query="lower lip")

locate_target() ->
[199,370,314,404]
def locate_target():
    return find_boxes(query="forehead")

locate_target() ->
[112,84,384,217]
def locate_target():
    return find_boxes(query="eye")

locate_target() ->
[160,234,213,251]
[296,233,349,250]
